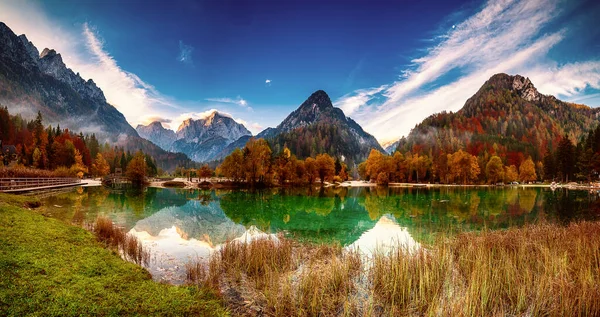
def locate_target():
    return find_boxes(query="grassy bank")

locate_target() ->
[0,193,228,316]
[190,222,600,316]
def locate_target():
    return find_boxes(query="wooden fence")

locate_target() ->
[0,177,81,193]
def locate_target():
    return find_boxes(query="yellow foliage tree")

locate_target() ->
[71,149,89,178]
[486,156,504,184]
[244,138,272,184]
[504,165,519,183]
[126,151,147,185]
[219,148,244,182]
[519,157,537,183]
[447,150,480,184]
[92,153,110,177]
[410,152,432,183]
[304,157,318,184]
[315,153,335,185]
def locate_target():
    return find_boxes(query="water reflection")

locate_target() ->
[40,186,600,283]
[347,215,420,256]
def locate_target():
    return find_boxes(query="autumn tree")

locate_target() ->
[274,147,292,185]
[92,153,110,177]
[244,138,272,184]
[391,151,408,183]
[365,149,391,184]
[536,161,545,182]
[219,148,244,182]
[409,153,432,183]
[304,157,318,184]
[126,151,147,185]
[447,150,480,184]
[71,149,89,178]
[485,156,504,184]
[315,153,335,185]
[293,159,306,184]
[198,164,212,181]
[518,157,537,183]
[504,165,518,183]
[338,163,349,181]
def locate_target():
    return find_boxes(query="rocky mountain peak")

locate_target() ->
[18,34,39,63]
[511,75,542,102]
[37,47,106,102]
[40,48,59,59]
[0,22,38,69]
[301,90,334,111]
[136,121,177,150]
[148,121,165,128]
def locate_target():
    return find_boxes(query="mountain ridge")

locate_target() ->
[0,21,136,137]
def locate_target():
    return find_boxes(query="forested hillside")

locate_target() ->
[366,74,600,184]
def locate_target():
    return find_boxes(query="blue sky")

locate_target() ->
[1,0,599,144]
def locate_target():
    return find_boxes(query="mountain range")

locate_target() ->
[138,90,383,164]
[136,111,251,162]
[2,19,599,172]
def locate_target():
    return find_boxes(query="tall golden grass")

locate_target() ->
[185,221,600,316]
[92,216,150,266]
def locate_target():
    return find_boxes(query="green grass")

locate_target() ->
[0,193,228,317]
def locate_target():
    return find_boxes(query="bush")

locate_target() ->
[163,181,186,188]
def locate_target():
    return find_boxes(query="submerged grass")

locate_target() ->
[0,193,227,316]
[187,221,600,317]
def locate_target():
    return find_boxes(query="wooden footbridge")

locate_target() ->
[0,178,82,194]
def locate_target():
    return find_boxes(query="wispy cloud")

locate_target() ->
[206,96,252,110]
[140,116,173,128]
[80,23,181,117]
[265,79,272,87]
[335,0,600,143]
[178,40,194,65]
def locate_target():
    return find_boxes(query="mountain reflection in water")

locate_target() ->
[40,186,600,283]
[347,214,420,257]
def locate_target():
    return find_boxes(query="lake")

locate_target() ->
[41,186,600,283]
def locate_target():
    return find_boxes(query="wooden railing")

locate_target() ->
[0,177,81,192]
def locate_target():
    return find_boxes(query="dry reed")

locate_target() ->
[185,221,600,317]
[92,216,150,266]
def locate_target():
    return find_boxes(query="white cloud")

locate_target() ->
[336,0,600,144]
[205,96,252,110]
[334,85,387,115]
[178,40,194,65]
[265,79,272,87]
[527,61,600,98]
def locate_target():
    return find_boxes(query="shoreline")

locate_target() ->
[142,178,600,192]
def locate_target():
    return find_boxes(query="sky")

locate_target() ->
[0,0,599,144]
